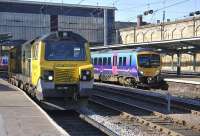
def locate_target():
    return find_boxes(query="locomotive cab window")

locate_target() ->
[45,41,86,61]
[138,54,160,68]
[32,43,39,60]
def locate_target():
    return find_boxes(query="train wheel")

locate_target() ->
[99,73,105,82]
[73,92,78,102]
[124,78,136,87]
[118,76,124,85]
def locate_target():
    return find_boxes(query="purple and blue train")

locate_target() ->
[91,48,165,88]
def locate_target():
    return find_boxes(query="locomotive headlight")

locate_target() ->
[81,70,92,81]
[82,75,87,80]
[43,70,54,81]
[48,75,53,81]
[86,71,90,75]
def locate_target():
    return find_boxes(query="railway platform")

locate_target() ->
[0,79,68,136]
[165,77,200,84]
[164,76,200,99]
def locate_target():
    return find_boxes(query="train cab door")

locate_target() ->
[112,56,118,75]
[31,42,40,86]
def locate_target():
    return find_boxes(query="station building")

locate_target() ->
[0,0,116,45]
[118,16,200,73]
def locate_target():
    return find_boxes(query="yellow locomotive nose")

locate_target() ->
[54,66,79,84]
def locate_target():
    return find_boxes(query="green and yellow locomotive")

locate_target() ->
[9,31,93,101]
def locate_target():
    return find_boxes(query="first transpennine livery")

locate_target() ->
[91,48,165,88]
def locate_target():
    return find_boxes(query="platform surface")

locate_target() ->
[165,77,200,84]
[0,79,65,136]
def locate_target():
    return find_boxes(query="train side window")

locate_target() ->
[119,57,122,66]
[123,57,126,66]
[94,58,97,65]
[108,57,111,66]
[129,55,132,66]
[32,42,39,60]
[103,57,107,66]
[91,58,93,64]
[98,58,102,65]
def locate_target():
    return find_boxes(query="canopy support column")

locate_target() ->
[177,52,181,76]
[193,53,196,72]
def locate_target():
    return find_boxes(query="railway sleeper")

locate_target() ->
[191,110,200,117]
[90,99,177,136]
[121,112,183,136]
[153,111,200,132]
[90,93,200,136]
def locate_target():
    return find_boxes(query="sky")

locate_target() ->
[25,0,200,23]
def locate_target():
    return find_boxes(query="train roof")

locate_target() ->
[92,48,157,54]
[16,31,87,48]
[38,31,87,43]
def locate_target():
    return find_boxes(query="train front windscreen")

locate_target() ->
[138,54,160,68]
[45,41,86,61]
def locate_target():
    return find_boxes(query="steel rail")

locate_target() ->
[94,83,200,111]
[90,93,200,136]
[40,100,119,136]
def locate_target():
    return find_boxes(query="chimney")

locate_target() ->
[137,15,143,27]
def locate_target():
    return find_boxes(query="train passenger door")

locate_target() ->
[112,56,118,75]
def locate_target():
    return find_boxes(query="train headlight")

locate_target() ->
[43,70,54,81]
[155,70,160,75]
[139,71,144,75]
[48,75,53,81]
[81,70,92,81]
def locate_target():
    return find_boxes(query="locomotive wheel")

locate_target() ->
[73,92,78,102]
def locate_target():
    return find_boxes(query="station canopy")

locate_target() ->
[90,37,200,54]
[0,33,26,47]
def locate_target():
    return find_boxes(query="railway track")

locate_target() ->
[89,92,200,136]
[46,109,108,136]
[39,99,118,136]
[93,82,200,112]
[84,100,166,136]
[40,99,165,136]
